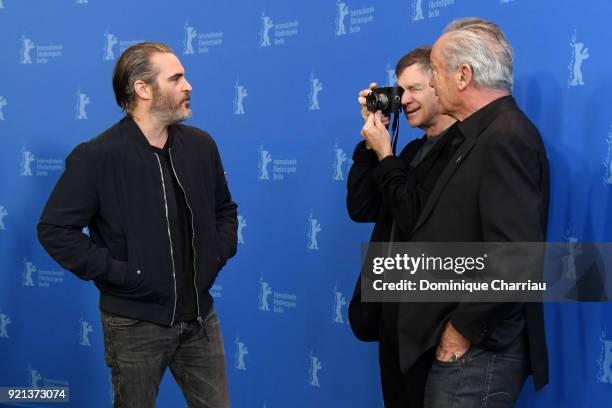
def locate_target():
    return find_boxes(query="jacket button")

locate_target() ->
[136,270,141,275]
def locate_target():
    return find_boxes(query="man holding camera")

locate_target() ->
[346,46,459,407]
[347,18,549,408]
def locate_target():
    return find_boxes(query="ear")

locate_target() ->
[457,63,473,91]
[133,80,152,101]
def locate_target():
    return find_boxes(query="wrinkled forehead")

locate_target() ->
[431,34,450,61]
[398,63,431,87]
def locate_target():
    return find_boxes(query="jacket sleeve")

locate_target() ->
[37,143,128,286]
[369,155,421,237]
[346,141,383,223]
[450,131,548,346]
[213,143,238,269]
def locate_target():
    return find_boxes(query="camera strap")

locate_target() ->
[391,111,400,155]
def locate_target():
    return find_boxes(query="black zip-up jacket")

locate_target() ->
[37,116,238,326]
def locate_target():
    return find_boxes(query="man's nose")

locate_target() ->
[401,92,414,106]
[183,78,193,93]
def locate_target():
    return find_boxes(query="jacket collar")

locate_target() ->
[457,95,517,140]
[410,95,520,235]
[119,115,181,151]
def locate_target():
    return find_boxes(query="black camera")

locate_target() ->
[365,87,404,115]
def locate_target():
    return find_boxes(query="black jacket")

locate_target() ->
[38,116,238,326]
[347,96,549,390]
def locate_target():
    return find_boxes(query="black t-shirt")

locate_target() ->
[151,141,197,323]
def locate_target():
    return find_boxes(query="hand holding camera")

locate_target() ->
[357,83,392,125]
[361,111,394,161]
[358,83,404,161]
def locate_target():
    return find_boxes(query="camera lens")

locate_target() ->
[366,93,389,113]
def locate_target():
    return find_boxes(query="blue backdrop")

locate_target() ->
[1,0,612,407]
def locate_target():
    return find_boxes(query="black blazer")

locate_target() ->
[347,96,549,390]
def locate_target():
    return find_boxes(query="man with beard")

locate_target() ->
[347,46,460,407]
[38,42,237,408]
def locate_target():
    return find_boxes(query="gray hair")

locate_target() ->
[441,18,513,91]
[444,17,500,32]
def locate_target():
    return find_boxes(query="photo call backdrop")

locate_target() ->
[1,0,612,407]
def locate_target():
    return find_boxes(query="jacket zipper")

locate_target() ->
[154,153,179,326]
[168,148,203,326]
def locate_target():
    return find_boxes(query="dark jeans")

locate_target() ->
[424,346,529,408]
[101,307,229,408]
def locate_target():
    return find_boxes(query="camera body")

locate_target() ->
[365,86,404,116]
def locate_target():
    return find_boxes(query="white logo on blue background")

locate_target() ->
[20,36,35,64]
[339,4,374,34]
[412,0,455,20]
[234,336,248,371]
[103,30,118,60]
[19,147,63,177]
[75,90,90,120]
[28,366,43,388]
[237,214,247,244]
[258,277,297,313]
[333,142,348,181]
[412,0,424,21]
[184,22,197,55]
[20,36,63,64]
[604,126,612,185]
[307,212,322,250]
[0,95,7,120]
[75,0,88,4]
[309,73,323,111]
[22,258,37,286]
[183,22,223,55]
[0,206,7,231]
[258,277,273,312]
[233,79,247,115]
[0,312,11,338]
[309,350,323,387]
[257,145,297,181]
[386,63,397,86]
[78,316,93,346]
[22,257,65,288]
[20,147,35,176]
[568,30,589,87]
[258,146,272,180]
[27,366,69,389]
[598,327,612,384]
[259,11,299,46]
[332,285,347,324]
[260,12,274,47]
[335,1,350,36]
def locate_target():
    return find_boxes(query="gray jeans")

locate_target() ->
[101,307,229,408]
[424,345,529,408]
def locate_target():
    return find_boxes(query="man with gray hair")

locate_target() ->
[410,18,549,406]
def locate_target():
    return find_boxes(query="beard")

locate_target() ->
[150,87,192,125]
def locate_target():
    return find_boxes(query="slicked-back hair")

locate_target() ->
[112,42,173,112]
